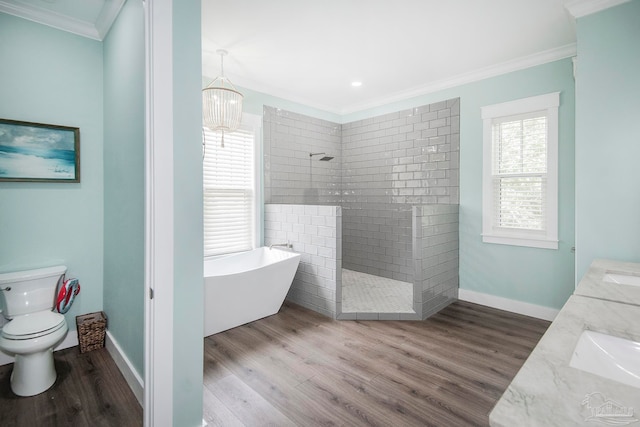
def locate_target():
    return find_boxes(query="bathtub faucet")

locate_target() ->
[269,241,292,250]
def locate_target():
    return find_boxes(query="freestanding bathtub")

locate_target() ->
[203,247,301,337]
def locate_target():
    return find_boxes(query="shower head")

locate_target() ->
[310,152,334,161]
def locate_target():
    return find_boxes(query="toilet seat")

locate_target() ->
[2,311,66,340]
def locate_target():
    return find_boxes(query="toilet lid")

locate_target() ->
[2,311,66,340]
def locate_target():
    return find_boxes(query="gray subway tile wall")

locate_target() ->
[341,99,460,284]
[264,204,342,319]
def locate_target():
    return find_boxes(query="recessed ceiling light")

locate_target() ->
[351,81,362,87]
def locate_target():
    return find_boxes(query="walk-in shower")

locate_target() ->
[263,100,460,320]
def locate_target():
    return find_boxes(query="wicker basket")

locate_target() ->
[76,311,107,353]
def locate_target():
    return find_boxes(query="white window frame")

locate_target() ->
[481,92,560,250]
[203,113,262,258]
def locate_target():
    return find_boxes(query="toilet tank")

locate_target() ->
[0,265,67,318]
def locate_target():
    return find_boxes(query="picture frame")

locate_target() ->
[0,118,80,183]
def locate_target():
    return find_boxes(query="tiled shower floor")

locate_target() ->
[342,269,414,313]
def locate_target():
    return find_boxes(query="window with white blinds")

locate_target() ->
[481,93,559,249]
[203,121,257,257]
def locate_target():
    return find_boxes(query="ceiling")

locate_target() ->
[2,0,624,116]
[202,0,578,115]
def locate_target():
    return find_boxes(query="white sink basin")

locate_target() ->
[570,330,640,388]
[604,272,640,287]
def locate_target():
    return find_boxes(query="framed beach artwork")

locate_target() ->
[0,119,80,182]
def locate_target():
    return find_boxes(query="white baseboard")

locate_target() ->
[105,330,144,406]
[0,328,79,366]
[458,288,559,321]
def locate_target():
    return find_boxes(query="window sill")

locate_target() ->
[482,234,558,250]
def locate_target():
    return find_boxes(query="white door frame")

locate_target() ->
[143,0,174,425]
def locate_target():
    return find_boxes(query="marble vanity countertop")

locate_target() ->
[575,259,640,305]
[490,294,640,427]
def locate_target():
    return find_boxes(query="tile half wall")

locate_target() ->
[264,204,342,319]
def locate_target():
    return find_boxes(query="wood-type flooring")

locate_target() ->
[203,300,550,427]
[0,347,142,427]
[0,300,549,427]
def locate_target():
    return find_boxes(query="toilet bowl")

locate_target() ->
[0,265,69,396]
[0,311,68,396]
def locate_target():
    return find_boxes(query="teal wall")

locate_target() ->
[575,0,640,280]
[0,13,104,325]
[103,0,145,376]
[173,1,204,425]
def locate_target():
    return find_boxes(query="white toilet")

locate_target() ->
[0,265,69,396]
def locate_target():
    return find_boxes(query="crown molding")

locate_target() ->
[0,1,99,40]
[338,43,577,116]
[0,0,125,41]
[564,0,630,18]
[95,0,126,40]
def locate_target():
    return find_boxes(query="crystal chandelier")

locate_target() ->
[202,49,243,147]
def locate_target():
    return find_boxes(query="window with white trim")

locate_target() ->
[481,92,559,249]
[203,114,261,257]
